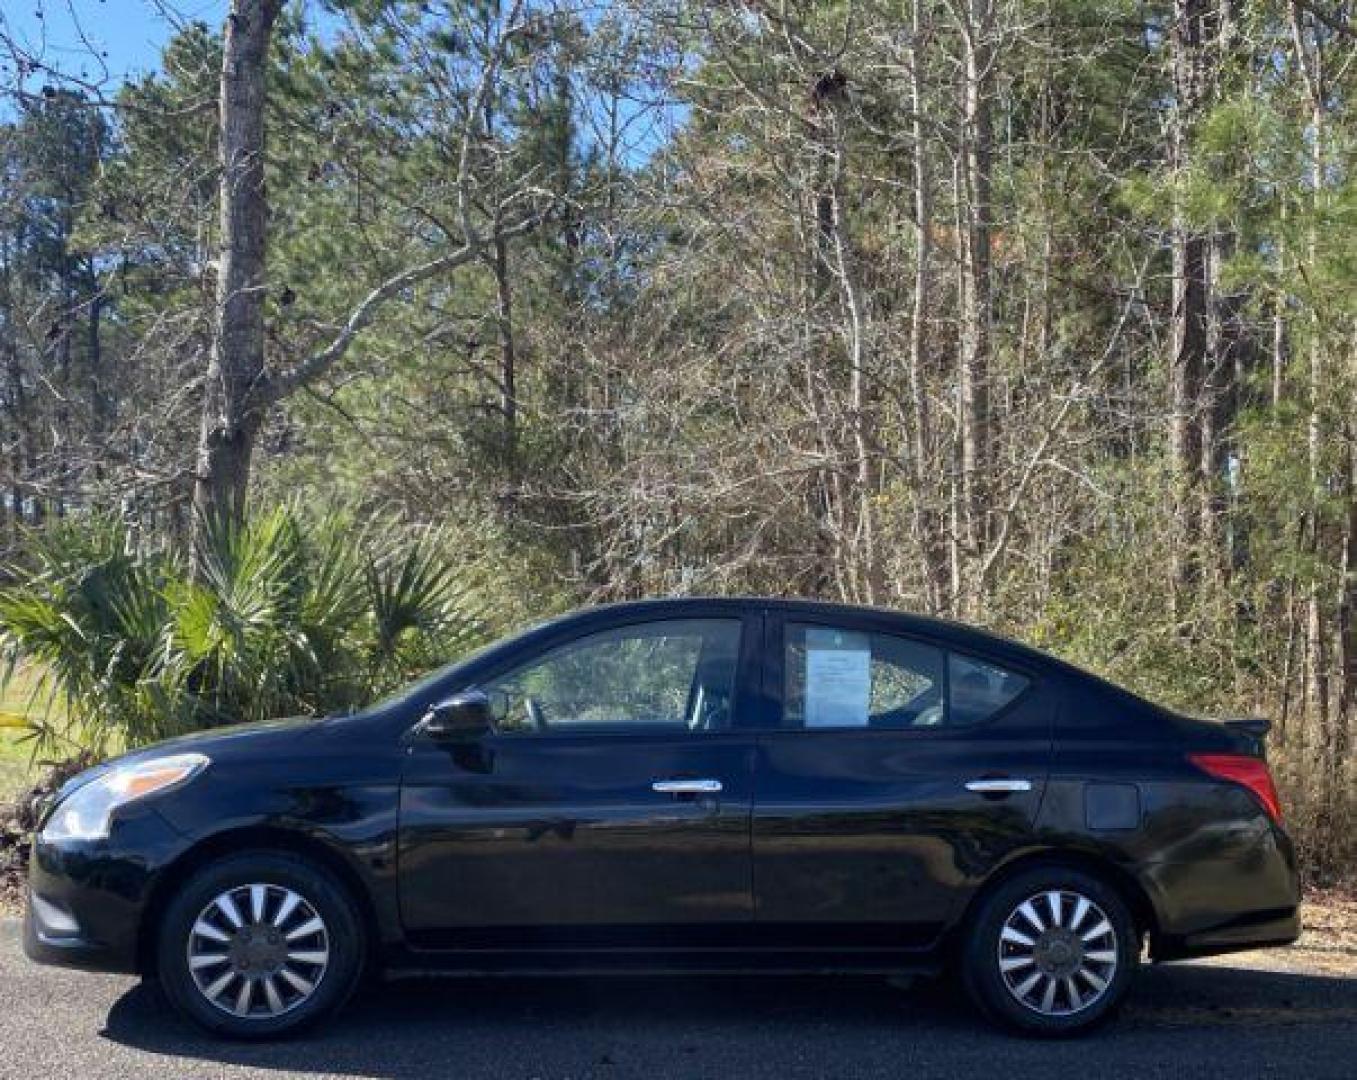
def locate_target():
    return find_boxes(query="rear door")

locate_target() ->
[750,611,1054,953]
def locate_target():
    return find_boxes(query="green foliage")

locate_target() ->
[0,509,490,758]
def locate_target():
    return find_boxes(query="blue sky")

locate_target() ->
[3,2,681,161]
[2,1,225,89]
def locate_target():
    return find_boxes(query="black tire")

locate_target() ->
[156,850,365,1039]
[961,865,1139,1037]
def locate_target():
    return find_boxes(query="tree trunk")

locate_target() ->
[1200,235,1233,582]
[1334,410,1356,862]
[86,275,105,486]
[1168,0,1212,611]
[192,0,282,544]
[1286,2,1335,851]
[0,239,27,533]
[828,142,878,604]
[55,202,75,518]
[1200,6,1252,589]
[908,0,945,611]
[957,0,995,601]
[480,61,519,467]
[490,224,518,462]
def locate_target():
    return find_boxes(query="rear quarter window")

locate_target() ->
[949,653,1030,725]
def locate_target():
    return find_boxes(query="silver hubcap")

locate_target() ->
[187,884,330,1019]
[997,889,1118,1016]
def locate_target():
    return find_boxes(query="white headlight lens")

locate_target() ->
[41,753,209,842]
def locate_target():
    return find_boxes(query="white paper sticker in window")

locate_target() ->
[803,628,871,727]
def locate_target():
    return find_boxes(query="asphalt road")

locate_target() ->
[2,921,1355,1080]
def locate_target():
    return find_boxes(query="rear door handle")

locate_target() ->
[652,779,723,795]
[964,778,1032,794]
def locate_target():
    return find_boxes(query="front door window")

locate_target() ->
[482,619,742,734]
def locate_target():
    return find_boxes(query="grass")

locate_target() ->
[0,728,35,803]
[0,663,62,802]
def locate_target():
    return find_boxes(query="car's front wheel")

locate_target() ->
[156,851,365,1038]
[962,865,1139,1036]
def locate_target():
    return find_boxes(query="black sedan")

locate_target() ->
[23,598,1299,1037]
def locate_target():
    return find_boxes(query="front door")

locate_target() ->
[752,613,1054,953]
[399,614,758,950]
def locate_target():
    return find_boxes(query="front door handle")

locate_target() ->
[652,779,723,795]
[964,778,1033,794]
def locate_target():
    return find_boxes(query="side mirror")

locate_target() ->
[422,689,493,739]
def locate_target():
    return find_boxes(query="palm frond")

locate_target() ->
[0,508,497,753]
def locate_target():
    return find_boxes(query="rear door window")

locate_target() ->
[782,622,1029,729]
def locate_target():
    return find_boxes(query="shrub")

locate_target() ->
[0,507,489,758]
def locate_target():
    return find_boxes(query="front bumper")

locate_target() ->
[22,897,139,974]
[21,806,187,975]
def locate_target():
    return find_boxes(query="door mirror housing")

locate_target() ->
[422,690,493,739]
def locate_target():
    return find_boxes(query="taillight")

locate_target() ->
[1188,752,1284,824]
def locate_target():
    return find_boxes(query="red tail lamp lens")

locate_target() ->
[1188,753,1284,824]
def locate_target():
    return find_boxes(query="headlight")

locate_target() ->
[41,753,209,842]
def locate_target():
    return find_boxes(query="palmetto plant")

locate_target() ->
[366,528,484,682]
[0,508,489,758]
[0,518,174,755]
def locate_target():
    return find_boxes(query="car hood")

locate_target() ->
[54,716,329,803]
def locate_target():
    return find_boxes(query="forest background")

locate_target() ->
[0,0,1354,883]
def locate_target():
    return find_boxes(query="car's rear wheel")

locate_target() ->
[962,865,1139,1036]
[156,851,364,1038]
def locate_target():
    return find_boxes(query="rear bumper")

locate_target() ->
[1151,906,1300,961]
[1141,820,1302,962]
